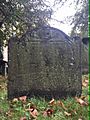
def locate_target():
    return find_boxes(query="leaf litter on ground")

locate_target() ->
[0,75,88,120]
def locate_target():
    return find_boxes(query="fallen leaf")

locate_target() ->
[0,85,4,89]
[82,76,88,87]
[84,76,88,80]
[64,111,72,116]
[19,96,27,103]
[12,98,18,103]
[57,101,67,110]
[26,105,38,119]
[80,96,86,100]
[43,111,48,117]
[26,104,35,112]
[49,98,55,105]
[6,110,13,117]
[43,108,54,117]
[75,97,88,106]
[20,117,27,120]
[30,109,38,119]
[29,104,36,111]
[84,79,88,83]
[82,82,88,87]
[46,109,54,116]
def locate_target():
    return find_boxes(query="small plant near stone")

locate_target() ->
[0,75,88,120]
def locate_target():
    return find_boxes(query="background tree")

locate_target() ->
[0,0,88,46]
[69,0,88,37]
[0,0,54,45]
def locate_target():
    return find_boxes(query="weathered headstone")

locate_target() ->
[72,36,89,74]
[8,26,82,99]
[82,38,89,74]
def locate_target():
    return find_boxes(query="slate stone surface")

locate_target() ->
[8,26,82,99]
[81,43,88,74]
[72,36,88,74]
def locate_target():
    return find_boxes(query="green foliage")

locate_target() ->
[0,0,88,45]
[0,0,53,45]
[70,0,88,37]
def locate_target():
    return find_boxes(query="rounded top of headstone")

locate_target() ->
[10,26,73,46]
[36,26,70,40]
[25,26,73,43]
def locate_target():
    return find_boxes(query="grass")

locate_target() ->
[0,75,89,120]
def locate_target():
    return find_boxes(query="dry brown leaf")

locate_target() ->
[80,96,86,100]
[84,76,88,80]
[57,101,67,110]
[26,105,38,119]
[0,76,6,80]
[19,96,27,103]
[12,98,18,103]
[6,110,13,117]
[20,117,27,120]
[26,105,35,112]
[43,111,48,117]
[49,98,55,105]
[75,97,88,106]
[64,111,72,116]
[0,85,4,89]
[82,82,88,87]
[82,76,88,87]
[84,80,88,86]
[84,79,88,83]
[30,109,38,119]
[43,108,54,117]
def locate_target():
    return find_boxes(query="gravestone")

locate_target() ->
[8,26,82,99]
[72,36,89,74]
[82,38,89,74]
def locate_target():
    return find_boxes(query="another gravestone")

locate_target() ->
[82,38,89,74]
[72,36,89,74]
[8,26,82,99]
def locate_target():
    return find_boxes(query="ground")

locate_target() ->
[0,75,89,120]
